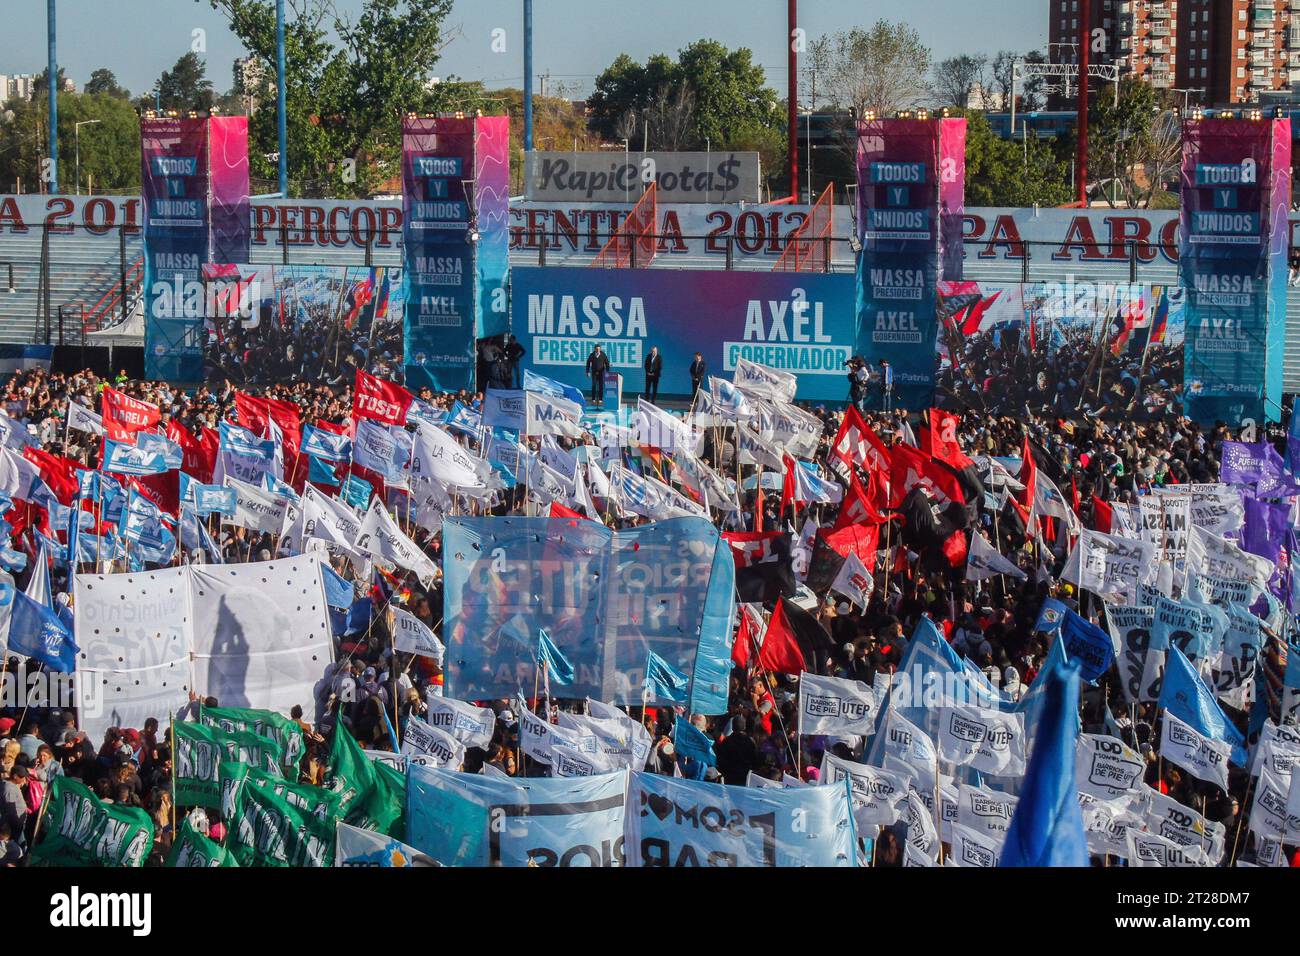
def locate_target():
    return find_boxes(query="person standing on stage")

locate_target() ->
[586,344,610,405]
[689,352,707,397]
[644,345,664,404]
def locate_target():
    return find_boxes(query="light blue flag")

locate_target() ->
[307,454,340,486]
[0,545,26,572]
[443,401,482,439]
[672,715,716,767]
[34,531,67,563]
[191,483,236,517]
[353,419,408,480]
[537,627,575,685]
[524,369,586,410]
[178,508,223,564]
[0,577,79,672]
[24,545,52,608]
[103,439,171,476]
[406,398,441,427]
[219,420,276,460]
[261,472,301,503]
[626,771,856,867]
[131,522,177,565]
[321,563,354,610]
[1000,659,1088,867]
[342,475,373,509]
[1057,609,1114,685]
[136,431,183,470]
[644,650,690,705]
[406,765,626,866]
[75,529,125,565]
[1160,644,1247,766]
[300,424,352,462]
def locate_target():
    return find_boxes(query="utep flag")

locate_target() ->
[1056,609,1115,685]
[798,672,877,736]
[406,765,627,867]
[999,660,1087,867]
[644,650,690,705]
[1159,644,1247,766]
[625,771,856,867]
[0,572,78,672]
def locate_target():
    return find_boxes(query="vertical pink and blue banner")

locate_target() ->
[474,116,510,341]
[141,116,249,381]
[1179,117,1291,425]
[854,117,965,410]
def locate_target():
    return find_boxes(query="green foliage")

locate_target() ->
[211,0,489,198]
[84,69,131,100]
[0,89,142,193]
[960,110,1073,207]
[156,52,215,113]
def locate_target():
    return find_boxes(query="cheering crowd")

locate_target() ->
[0,358,1296,867]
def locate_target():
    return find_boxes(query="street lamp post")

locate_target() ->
[75,119,101,195]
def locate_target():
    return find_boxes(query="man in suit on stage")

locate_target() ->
[689,352,707,397]
[586,344,610,405]
[644,346,664,404]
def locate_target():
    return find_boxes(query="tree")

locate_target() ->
[211,0,488,198]
[1088,78,1180,208]
[932,55,988,109]
[961,110,1072,207]
[155,52,215,112]
[989,51,1017,111]
[811,22,931,119]
[0,88,141,193]
[84,69,130,100]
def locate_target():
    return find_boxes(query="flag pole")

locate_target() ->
[1228,773,1255,865]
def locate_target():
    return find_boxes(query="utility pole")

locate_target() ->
[276,0,287,197]
[46,0,58,193]
[523,0,534,151]
[787,0,798,201]
[1076,0,1090,206]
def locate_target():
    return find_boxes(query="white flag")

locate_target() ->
[557,711,636,769]
[732,358,797,403]
[736,426,785,471]
[426,697,497,749]
[746,771,786,789]
[902,788,940,860]
[222,476,287,534]
[938,708,1027,776]
[525,390,584,438]
[1125,828,1208,867]
[634,398,703,455]
[302,485,362,550]
[550,743,615,777]
[949,822,1002,867]
[875,708,938,772]
[1160,712,1231,790]
[830,550,875,609]
[390,606,444,662]
[1145,788,1226,863]
[1061,529,1155,604]
[67,400,105,436]
[410,422,485,489]
[966,533,1027,581]
[1248,764,1298,842]
[355,498,437,583]
[401,715,466,767]
[798,672,877,736]
[956,784,1019,841]
[1075,733,1146,803]
[586,698,652,768]
[820,752,908,829]
[517,701,584,766]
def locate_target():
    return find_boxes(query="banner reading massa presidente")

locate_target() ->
[1179,118,1290,425]
[854,117,964,411]
[141,116,249,382]
[512,266,857,401]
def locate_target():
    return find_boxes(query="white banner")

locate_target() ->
[967,533,1027,581]
[401,715,466,768]
[222,476,288,534]
[1160,713,1230,789]
[1064,529,1154,604]
[426,697,497,750]
[956,783,1019,839]
[1075,733,1146,803]
[949,822,1002,867]
[335,821,436,867]
[938,708,1027,776]
[820,752,908,829]
[391,606,444,662]
[355,498,438,583]
[525,391,584,438]
[67,400,105,436]
[797,672,877,736]
[1125,829,1208,867]
[410,422,486,489]
[732,358,798,404]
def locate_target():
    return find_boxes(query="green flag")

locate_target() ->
[174,721,284,808]
[29,776,154,868]
[166,817,239,867]
[220,762,339,867]
[201,705,306,776]
[325,723,406,839]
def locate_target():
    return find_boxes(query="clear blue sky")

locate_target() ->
[0,0,1045,97]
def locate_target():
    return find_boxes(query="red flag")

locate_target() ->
[888,443,965,509]
[101,386,160,441]
[756,600,806,675]
[126,471,179,517]
[754,480,765,534]
[1091,495,1113,534]
[353,369,412,426]
[22,447,81,505]
[923,408,973,470]
[722,530,786,568]
[834,471,884,531]
[1016,436,1037,534]
[780,454,797,513]
[829,405,891,507]
[549,501,594,523]
[732,608,755,669]
[234,391,271,438]
[822,520,881,565]
[941,530,968,567]
[1070,475,1081,513]
[166,420,216,483]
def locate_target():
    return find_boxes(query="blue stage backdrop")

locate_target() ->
[511,267,857,402]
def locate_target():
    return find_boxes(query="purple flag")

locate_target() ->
[1242,497,1289,601]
